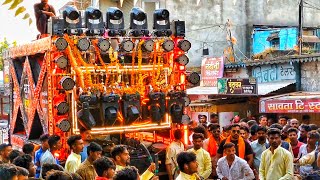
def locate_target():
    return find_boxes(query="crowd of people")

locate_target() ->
[0,114,319,180]
[0,129,156,180]
[164,114,320,180]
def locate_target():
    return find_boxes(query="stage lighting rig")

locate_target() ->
[129,7,149,37]
[79,94,98,105]
[167,91,187,123]
[187,72,200,85]
[85,7,105,36]
[59,76,75,91]
[106,7,126,37]
[153,9,172,37]
[62,5,83,35]
[101,94,120,126]
[122,93,141,125]
[77,101,96,130]
[148,92,166,124]
[56,119,71,132]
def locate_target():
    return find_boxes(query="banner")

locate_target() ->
[218,78,257,95]
[260,98,320,113]
[200,57,224,87]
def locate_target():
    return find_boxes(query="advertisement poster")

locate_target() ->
[217,78,257,95]
[219,112,239,129]
[200,57,224,87]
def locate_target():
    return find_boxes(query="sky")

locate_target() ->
[0,0,70,44]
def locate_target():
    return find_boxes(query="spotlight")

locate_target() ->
[60,76,75,91]
[106,7,126,37]
[55,56,68,69]
[85,7,105,36]
[148,92,165,123]
[167,91,186,123]
[142,40,154,52]
[77,38,91,51]
[162,40,174,52]
[77,102,96,130]
[56,119,71,132]
[101,94,120,126]
[187,72,200,85]
[120,40,134,52]
[175,54,189,66]
[79,94,98,105]
[122,93,141,124]
[97,38,110,52]
[153,9,172,37]
[56,101,69,115]
[177,40,191,52]
[55,37,68,51]
[62,6,83,35]
[129,7,149,37]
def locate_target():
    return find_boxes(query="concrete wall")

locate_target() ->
[301,61,320,91]
[98,0,320,67]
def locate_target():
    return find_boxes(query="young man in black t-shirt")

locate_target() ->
[34,0,56,34]
[216,124,254,168]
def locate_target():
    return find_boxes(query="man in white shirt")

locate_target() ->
[217,142,254,180]
[166,129,184,180]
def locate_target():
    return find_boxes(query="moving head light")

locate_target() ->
[85,7,105,36]
[106,7,126,37]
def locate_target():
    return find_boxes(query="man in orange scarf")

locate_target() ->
[216,124,254,168]
[203,123,221,179]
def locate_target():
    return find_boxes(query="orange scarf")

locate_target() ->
[207,135,218,157]
[224,136,245,159]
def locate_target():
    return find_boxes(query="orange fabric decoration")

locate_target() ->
[224,136,245,159]
[207,135,218,157]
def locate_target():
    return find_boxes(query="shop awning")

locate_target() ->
[258,80,296,95]
[259,91,320,113]
[303,35,320,43]
[186,86,218,95]
[266,32,280,41]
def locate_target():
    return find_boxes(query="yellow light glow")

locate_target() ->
[184,125,188,145]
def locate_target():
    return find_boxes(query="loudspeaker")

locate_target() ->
[48,17,65,36]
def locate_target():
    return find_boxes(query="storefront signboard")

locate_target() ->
[217,78,257,95]
[252,63,296,83]
[200,57,224,87]
[260,98,320,113]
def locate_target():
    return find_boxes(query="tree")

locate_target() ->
[2,0,32,25]
[0,38,15,70]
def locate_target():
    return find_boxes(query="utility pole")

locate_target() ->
[298,0,303,55]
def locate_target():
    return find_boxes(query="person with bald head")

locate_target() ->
[290,119,300,129]
[34,0,56,35]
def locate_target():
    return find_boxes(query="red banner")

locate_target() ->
[201,57,224,87]
[260,98,320,113]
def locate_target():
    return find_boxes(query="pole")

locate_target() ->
[298,0,303,55]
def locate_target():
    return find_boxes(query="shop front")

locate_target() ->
[259,92,320,124]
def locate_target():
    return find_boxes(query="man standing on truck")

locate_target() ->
[34,0,56,35]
